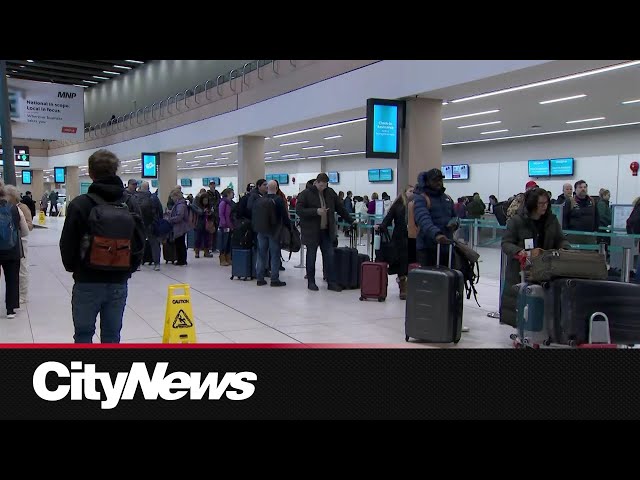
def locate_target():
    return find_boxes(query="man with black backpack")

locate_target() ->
[136,181,164,271]
[60,149,146,343]
[252,180,290,287]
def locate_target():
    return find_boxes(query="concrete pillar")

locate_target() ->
[238,135,265,194]
[398,98,442,190]
[158,152,177,210]
[31,169,44,212]
[65,166,79,202]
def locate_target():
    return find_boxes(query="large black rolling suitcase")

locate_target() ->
[162,241,177,264]
[405,243,464,344]
[544,278,640,346]
[333,229,360,289]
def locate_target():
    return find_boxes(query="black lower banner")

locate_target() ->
[2,344,640,420]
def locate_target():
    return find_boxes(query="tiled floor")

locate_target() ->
[0,216,516,346]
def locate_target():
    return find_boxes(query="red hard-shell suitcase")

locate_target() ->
[359,261,388,302]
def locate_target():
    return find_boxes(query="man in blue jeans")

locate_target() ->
[60,149,144,343]
[252,180,290,287]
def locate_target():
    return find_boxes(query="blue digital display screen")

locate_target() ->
[368,169,380,182]
[372,105,398,154]
[379,168,393,181]
[528,160,550,177]
[54,167,66,184]
[550,157,574,176]
[142,152,158,178]
[328,171,339,183]
[21,170,32,184]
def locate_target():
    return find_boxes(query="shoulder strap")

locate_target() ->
[422,193,431,210]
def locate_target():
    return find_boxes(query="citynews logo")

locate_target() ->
[32,361,257,410]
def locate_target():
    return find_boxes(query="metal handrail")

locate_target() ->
[229,69,240,92]
[204,79,213,100]
[76,59,296,144]
[216,74,224,96]
[166,95,175,115]
[242,62,254,87]
[194,84,204,104]
[175,92,185,111]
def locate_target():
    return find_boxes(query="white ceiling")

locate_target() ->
[110,60,640,177]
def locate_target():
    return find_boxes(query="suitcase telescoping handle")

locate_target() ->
[589,312,611,344]
[436,241,454,268]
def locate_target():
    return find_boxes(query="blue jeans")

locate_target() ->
[257,232,281,282]
[72,282,128,343]
[306,230,336,284]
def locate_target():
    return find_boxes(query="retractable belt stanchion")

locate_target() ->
[294,244,306,269]
[487,251,507,320]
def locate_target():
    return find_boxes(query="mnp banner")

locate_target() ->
[7,78,84,141]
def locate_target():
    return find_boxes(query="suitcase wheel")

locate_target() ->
[230,276,234,280]
[405,336,410,342]
[509,333,517,341]
[359,297,364,301]
[378,297,385,302]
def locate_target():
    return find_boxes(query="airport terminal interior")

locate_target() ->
[0,59,639,345]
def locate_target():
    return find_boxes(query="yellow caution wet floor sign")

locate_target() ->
[38,211,46,226]
[163,284,197,343]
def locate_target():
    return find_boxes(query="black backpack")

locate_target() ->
[136,192,155,227]
[251,196,278,234]
[493,201,508,226]
[81,193,146,272]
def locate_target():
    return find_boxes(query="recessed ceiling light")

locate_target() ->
[83,80,98,84]
[73,84,89,88]
[323,135,343,140]
[539,94,586,104]
[279,140,309,147]
[324,149,340,153]
[206,162,218,166]
[622,99,640,105]
[113,65,132,70]
[194,154,213,159]
[264,150,280,155]
[451,60,640,103]
[566,117,605,124]
[457,120,502,129]
[442,109,499,121]
[93,76,108,80]
[125,60,145,64]
[480,129,509,135]
[19,66,25,68]
[214,157,228,161]
[301,145,324,150]
[178,142,238,155]
[443,121,640,146]
[306,151,366,160]
[273,118,365,139]
[264,157,272,160]
[103,71,120,75]
[220,151,232,155]
[26,60,34,63]
[281,154,300,158]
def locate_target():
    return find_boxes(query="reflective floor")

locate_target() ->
[0,216,515,346]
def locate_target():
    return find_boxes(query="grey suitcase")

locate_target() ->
[405,243,464,344]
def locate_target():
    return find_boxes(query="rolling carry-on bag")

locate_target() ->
[405,243,464,343]
[230,248,253,281]
[360,261,388,302]
[334,229,359,289]
[512,270,547,348]
[545,278,640,346]
[162,241,177,264]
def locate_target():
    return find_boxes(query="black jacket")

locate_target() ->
[296,186,353,246]
[21,196,36,219]
[564,195,599,232]
[60,175,142,284]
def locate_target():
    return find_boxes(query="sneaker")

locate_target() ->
[279,265,285,271]
[153,265,161,271]
[270,280,286,287]
[462,326,470,332]
[307,282,319,291]
[256,280,267,286]
[6,310,16,319]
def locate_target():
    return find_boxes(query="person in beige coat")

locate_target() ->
[4,185,32,305]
